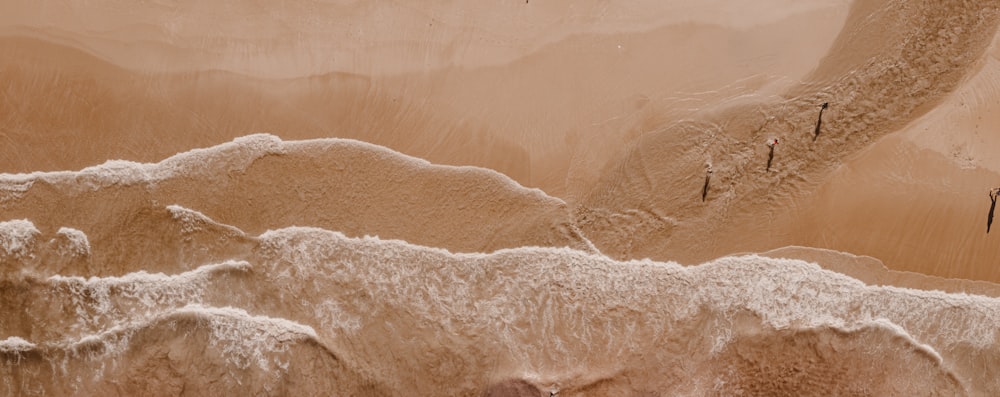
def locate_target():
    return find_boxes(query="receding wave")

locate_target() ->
[0,134,593,276]
[5,0,1000,395]
[0,306,388,397]
[3,217,999,395]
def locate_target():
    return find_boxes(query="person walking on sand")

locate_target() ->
[766,138,779,171]
[989,188,998,233]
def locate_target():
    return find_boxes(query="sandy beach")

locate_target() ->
[4,0,1000,395]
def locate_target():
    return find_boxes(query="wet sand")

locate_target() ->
[4,0,1000,395]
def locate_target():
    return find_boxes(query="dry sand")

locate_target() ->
[5,0,1000,395]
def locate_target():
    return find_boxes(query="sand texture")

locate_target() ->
[4,0,1000,395]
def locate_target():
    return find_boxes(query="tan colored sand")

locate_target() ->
[0,0,849,77]
[785,135,1000,281]
[7,228,1000,395]
[763,246,1000,297]
[0,136,591,277]
[0,2,848,199]
[781,31,1000,282]
[575,0,1000,284]
[6,0,1000,395]
[704,319,966,395]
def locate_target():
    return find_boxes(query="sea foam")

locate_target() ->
[0,219,40,259]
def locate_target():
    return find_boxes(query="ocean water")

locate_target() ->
[5,0,1000,396]
[2,136,1000,396]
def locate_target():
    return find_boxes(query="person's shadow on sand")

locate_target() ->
[814,102,829,141]
[766,138,778,171]
[988,188,998,234]
[702,163,713,201]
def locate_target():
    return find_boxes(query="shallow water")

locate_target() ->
[4,0,1000,395]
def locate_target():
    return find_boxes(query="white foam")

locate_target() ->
[67,323,134,361]
[861,318,945,364]
[0,134,568,209]
[56,227,91,257]
[0,219,40,259]
[0,133,287,190]
[256,227,1000,365]
[166,204,246,236]
[313,299,362,333]
[259,226,459,257]
[0,336,37,354]
[282,138,563,205]
[0,179,32,204]
[76,159,156,186]
[174,304,318,371]
[61,305,315,371]
[690,255,1000,349]
[48,260,250,286]
[48,261,251,326]
[176,305,317,339]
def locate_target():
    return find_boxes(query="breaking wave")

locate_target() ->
[4,0,1000,396]
[3,215,1000,395]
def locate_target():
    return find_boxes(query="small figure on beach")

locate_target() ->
[766,138,779,171]
[989,188,998,233]
[702,162,713,201]
[814,102,829,141]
